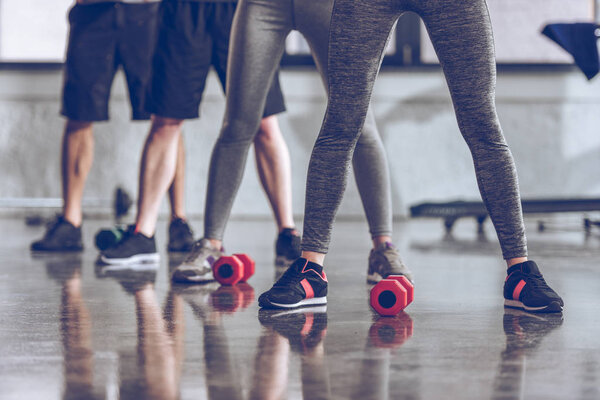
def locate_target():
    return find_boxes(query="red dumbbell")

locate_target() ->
[370,275,414,316]
[212,253,255,285]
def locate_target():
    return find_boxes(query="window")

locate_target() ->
[0,0,72,62]
[0,0,595,66]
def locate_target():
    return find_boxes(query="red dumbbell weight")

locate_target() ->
[212,253,256,285]
[370,275,414,316]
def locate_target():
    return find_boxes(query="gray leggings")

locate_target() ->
[204,0,393,241]
[302,0,528,259]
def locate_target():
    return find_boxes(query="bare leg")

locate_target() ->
[136,116,183,236]
[253,115,295,232]
[62,120,94,227]
[167,133,186,221]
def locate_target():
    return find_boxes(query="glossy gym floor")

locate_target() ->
[1,214,598,400]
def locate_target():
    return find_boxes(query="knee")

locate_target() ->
[65,120,93,136]
[150,115,183,140]
[254,116,281,147]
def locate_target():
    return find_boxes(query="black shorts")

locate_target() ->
[61,2,159,121]
[146,1,286,120]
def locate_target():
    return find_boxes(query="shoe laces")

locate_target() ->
[273,264,304,288]
[183,239,215,264]
[524,273,550,291]
[45,215,65,235]
[172,218,192,234]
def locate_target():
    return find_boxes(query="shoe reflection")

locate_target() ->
[253,307,331,400]
[491,309,563,400]
[53,255,99,400]
[176,282,250,400]
[353,312,414,400]
[95,264,178,400]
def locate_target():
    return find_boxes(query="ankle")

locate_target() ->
[506,257,528,269]
[279,226,298,235]
[372,235,392,249]
[207,238,222,250]
[301,251,325,266]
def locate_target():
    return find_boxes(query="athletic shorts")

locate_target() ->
[146,1,286,120]
[61,2,159,121]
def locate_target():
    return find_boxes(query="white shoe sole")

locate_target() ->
[267,296,327,309]
[100,253,160,266]
[504,299,563,313]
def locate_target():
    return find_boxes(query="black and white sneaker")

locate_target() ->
[275,228,301,267]
[99,230,159,265]
[168,217,195,252]
[31,215,83,252]
[259,258,327,309]
[504,261,563,313]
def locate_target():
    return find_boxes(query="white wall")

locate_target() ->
[1,68,600,218]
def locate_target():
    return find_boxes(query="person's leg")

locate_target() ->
[101,1,214,264]
[135,116,184,237]
[258,0,401,308]
[252,115,302,266]
[62,120,94,227]
[203,0,290,243]
[168,134,186,220]
[253,115,295,232]
[32,3,118,251]
[171,0,291,283]
[166,135,196,252]
[298,0,410,282]
[419,0,562,312]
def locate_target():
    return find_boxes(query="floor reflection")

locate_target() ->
[51,255,99,400]
[353,313,416,400]
[491,309,563,400]
[96,264,178,400]
[255,307,330,400]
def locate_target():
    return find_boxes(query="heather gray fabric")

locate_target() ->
[203,0,393,241]
[302,0,527,259]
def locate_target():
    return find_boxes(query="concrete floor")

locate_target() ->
[1,214,599,400]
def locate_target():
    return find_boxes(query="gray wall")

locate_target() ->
[1,68,600,218]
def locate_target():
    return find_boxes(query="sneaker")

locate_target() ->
[258,258,328,309]
[367,242,413,284]
[168,217,195,252]
[99,230,159,265]
[171,238,223,283]
[258,306,328,352]
[275,228,301,267]
[504,261,563,313]
[31,215,83,252]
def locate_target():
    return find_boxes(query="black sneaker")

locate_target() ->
[259,258,327,309]
[99,230,159,265]
[31,215,83,252]
[258,306,328,352]
[168,217,195,252]
[367,242,413,284]
[504,261,563,313]
[275,228,301,267]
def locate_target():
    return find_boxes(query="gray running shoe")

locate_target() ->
[171,238,223,284]
[367,242,413,284]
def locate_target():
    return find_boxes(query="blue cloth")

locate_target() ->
[542,23,600,80]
